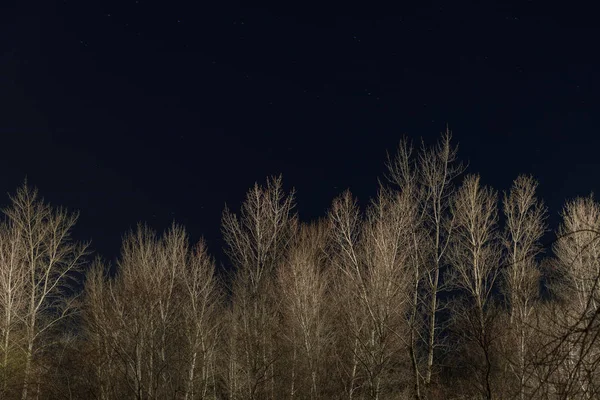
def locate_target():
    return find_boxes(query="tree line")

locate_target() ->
[1,131,600,399]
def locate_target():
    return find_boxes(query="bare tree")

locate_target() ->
[530,262,600,400]
[11,132,600,400]
[388,131,463,393]
[2,184,88,400]
[221,176,297,400]
[329,186,415,399]
[81,258,118,400]
[554,196,600,314]
[386,137,429,400]
[501,175,546,400]
[180,239,222,400]
[534,195,600,399]
[0,222,27,397]
[416,130,463,389]
[85,226,167,399]
[448,174,501,400]
[277,220,331,400]
[327,191,363,399]
[83,224,222,400]
[119,225,169,398]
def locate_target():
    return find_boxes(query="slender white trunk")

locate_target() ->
[348,337,359,400]
[2,314,10,393]
[135,339,143,399]
[201,335,210,399]
[21,305,36,400]
[185,349,198,400]
[21,339,34,400]
[426,265,439,385]
[290,345,296,399]
[519,325,525,400]
[311,370,318,400]
[426,218,442,386]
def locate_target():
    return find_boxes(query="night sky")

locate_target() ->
[1,1,598,263]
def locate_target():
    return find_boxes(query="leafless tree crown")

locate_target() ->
[2,135,600,399]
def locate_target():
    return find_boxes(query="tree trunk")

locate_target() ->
[426,265,439,386]
[21,340,34,400]
[185,349,198,400]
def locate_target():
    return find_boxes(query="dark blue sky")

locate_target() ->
[1,0,598,262]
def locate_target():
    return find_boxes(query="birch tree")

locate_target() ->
[554,196,600,314]
[502,175,546,399]
[222,176,297,400]
[87,226,167,399]
[327,191,364,399]
[83,224,222,399]
[387,131,463,393]
[180,239,222,400]
[329,187,415,399]
[277,221,331,400]
[416,130,463,389]
[2,184,88,400]
[386,138,428,400]
[81,259,119,400]
[0,222,27,398]
[540,195,600,399]
[448,175,501,399]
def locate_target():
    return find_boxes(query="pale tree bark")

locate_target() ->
[540,195,600,399]
[2,184,88,400]
[417,130,463,390]
[554,196,600,315]
[502,175,546,400]
[83,226,162,399]
[531,263,600,400]
[363,187,415,399]
[386,137,427,400]
[222,175,297,400]
[449,174,501,400]
[277,221,330,400]
[328,191,366,399]
[82,260,115,400]
[388,130,463,393]
[83,224,221,400]
[329,187,415,399]
[119,226,163,399]
[0,222,27,397]
[181,239,222,400]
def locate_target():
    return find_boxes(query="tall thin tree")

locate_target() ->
[222,176,297,400]
[448,175,501,400]
[502,175,546,400]
[3,184,88,400]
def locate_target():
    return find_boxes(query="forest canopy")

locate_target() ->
[1,131,600,400]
